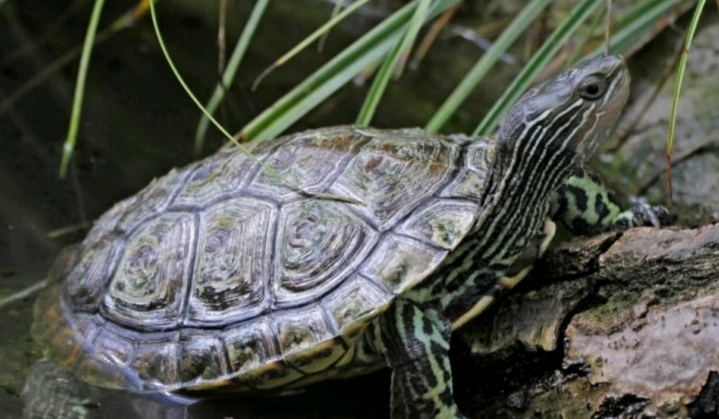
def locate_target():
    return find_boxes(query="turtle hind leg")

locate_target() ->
[551,168,674,235]
[376,299,466,419]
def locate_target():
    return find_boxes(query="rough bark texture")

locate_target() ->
[458,223,719,419]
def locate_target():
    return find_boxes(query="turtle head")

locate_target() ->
[490,55,629,195]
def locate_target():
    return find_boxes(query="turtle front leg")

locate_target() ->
[551,168,674,235]
[376,299,464,419]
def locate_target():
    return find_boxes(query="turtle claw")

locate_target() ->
[627,203,675,229]
[608,203,674,232]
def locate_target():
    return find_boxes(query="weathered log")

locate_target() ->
[459,223,719,418]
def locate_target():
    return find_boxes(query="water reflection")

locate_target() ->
[20,359,389,419]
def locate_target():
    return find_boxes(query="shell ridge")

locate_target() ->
[266,315,287,371]
[93,235,127,316]
[391,230,450,252]
[241,126,362,204]
[145,166,195,223]
[179,212,202,325]
[261,200,280,318]
[229,145,268,190]
[435,139,471,197]
[356,272,393,298]
[336,195,381,232]
[312,137,371,196]
[266,199,285,315]
[318,301,340,337]
[348,135,465,235]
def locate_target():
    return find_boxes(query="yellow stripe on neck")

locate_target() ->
[450,219,556,331]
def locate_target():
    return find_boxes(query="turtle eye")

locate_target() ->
[578,76,606,100]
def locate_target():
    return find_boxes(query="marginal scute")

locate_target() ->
[439,169,486,200]
[251,364,304,390]
[90,324,135,365]
[274,200,379,307]
[323,274,392,340]
[179,332,229,385]
[360,234,448,294]
[397,199,479,250]
[440,139,492,200]
[83,195,137,247]
[103,212,196,330]
[130,333,181,388]
[171,150,256,209]
[116,168,187,234]
[63,235,121,311]
[223,319,278,376]
[273,306,334,357]
[33,287,103,382]
[329,135,459,230]
[334,342,357,367]
[73,319,134,390]
[465,139,494,174]
[186,197,276,327]
[285,339,347,374]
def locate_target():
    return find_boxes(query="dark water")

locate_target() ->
[20,359,391,419]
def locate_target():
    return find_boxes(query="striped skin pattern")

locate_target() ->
[366,56,651,419]
[30,56,672,419]
[377,300,457,419]
[552,168,674,235]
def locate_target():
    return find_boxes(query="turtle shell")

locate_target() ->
[32,126,493,393]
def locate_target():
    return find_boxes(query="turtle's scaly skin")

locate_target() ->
[33,56,671,419]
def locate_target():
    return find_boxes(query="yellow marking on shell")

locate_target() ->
[253,366,304,390]
[184,359,284,392]
[334,343,356,367]
[286,339,347,374]
[285,362,384,389]
[184,378,234,391]
[450,219,556,331]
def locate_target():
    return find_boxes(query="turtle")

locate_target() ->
[32,55,672,419]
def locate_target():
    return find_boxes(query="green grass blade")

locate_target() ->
[193,0,270,156]
[474,0,603,136]
[59,0,106,178]
[566,6,607,65]
[665,0,706,201]
[318,0,346,52]
[591,0,689,56]
[355,0,432,126]
[252,0,372,91]
[148,0,359,203]
[0,0,88,66]
[0,2,152,120]
[240,0,461,142]
[425,0,553,133]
